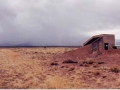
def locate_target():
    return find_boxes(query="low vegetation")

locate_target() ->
[0,47,120,89]
[110,65,120,73]
[93,70,101,76]
[97,61,105,64]
[68,67,75,71]
[50,62,59,66]
[62,59,78,64]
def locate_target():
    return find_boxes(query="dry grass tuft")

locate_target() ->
[93,63,98,68]
[50,62,58,66]
[86,60,94,64]
[44,75,88,89]
[97,61,105,64]
[68,67,75,71]
[86,58,94,64]
[45,76,68,89]
[110,65,120,73]
[82,61,87,64]
[96,78,102,85]
[62,59,78,64]
[93,70,100,76]
[80,63,84,66]
[79,59,94,67]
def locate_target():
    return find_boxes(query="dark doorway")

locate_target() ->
[104,43,109,50]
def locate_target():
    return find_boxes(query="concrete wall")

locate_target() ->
[91,37,103,52]
[91,35,115,52]
[103,34,115,48]
[99,38,104,51]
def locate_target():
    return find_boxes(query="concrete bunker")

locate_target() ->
[83,34,115,52]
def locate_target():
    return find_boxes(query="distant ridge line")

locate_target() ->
[0,46,81,48]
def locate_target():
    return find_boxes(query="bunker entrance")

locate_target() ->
[104,43,109,50]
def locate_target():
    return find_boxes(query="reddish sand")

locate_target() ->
[0,47,120,89]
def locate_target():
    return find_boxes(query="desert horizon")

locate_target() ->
[0,46,120,89]
[1,0,120,89]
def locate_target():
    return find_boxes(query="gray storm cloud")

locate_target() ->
[0,0,120,46]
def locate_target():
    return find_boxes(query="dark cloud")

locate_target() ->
[0,0,120,46]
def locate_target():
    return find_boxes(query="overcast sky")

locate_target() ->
[0,0,120,46]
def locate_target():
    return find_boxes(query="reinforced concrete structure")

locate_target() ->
[83,34,115,52]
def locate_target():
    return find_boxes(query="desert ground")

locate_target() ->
[0,47,120,89]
